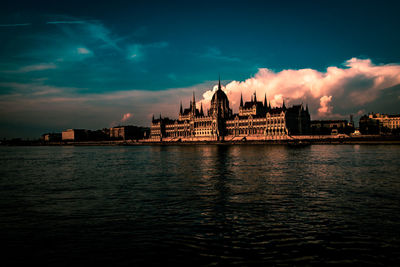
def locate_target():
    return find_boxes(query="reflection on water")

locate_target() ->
[0,145,400,265]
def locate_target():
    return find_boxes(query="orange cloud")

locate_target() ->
[199,58,400,118]
[121,112,133,122]
[318,95,332,115]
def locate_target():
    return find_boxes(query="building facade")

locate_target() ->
[359,113,400,134]
[62,129,88,141]
[109,126,150,140]
[41,133,62,142]
[150,79,311,141]
[310,120,354,135]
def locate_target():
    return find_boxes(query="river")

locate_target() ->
[1,145,399,265]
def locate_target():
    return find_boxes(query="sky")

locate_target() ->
[1,0,400,138]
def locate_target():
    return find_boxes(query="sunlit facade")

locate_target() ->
[150,79,310,141]
[359,113,400,134]
[368,113,400,129]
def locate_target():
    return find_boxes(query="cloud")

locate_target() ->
[318,95,332,115]
[1,58,399,138]
[77,47,91,55]
[198,58,400,118]
[46,21,86,25]
[84,22,121,51]
[46,17,122,52]
[121,112,133,122]
[356,109,366,116]
[127,42,168,61]
[3,63,57,73]
[0,23,31,27]
[0,82,72,96]
[110,112,134,126]
[0,80,210,138]
[128,44,143,60]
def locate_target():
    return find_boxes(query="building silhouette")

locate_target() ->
[150,77,310,141]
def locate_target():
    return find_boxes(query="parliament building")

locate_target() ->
[150,78,311,141]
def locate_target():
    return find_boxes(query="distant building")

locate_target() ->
[349,114,354,128]
[88,129,109,141]
[311,120,352,135]
[109,126,149,140]
[59,127,148,142]
[359,113,400,134]
[62,129,88,141]
[150,77,311,141]
[41,133,62,142]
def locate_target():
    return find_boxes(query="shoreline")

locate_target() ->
[2,136,400,146]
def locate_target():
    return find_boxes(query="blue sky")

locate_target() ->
[1,0,400,138]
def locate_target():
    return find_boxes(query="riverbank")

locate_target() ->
[2,135,400,146]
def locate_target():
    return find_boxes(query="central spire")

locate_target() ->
[218,74,221,91]
[192,91,196,115]
[200,102,204,116]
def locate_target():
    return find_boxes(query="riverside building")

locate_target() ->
[150,78,311,141]
[359,113,400,134]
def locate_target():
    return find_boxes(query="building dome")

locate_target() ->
[208,78,232,118]
[211,87,229,103]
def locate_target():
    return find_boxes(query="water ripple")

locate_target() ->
[1,145,400,265]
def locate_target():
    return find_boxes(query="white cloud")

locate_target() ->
[77,47,91,55]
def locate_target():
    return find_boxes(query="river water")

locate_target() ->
[1,145,399,265]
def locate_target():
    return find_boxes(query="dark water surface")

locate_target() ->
[1,145,400,266]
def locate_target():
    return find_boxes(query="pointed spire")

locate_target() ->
[200,102,204,116]
[283,98,286,110]
[251,94,253,102]
[268,102,271,110]
[159,113,162,120]
[192,91,196,115]
[180,101,183,114]
[254,91,257,103]
[240,92,243,107]
[218,74,221,91]
[264,93,267,107]
[306,103,309,113]
[152,114,155,122]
